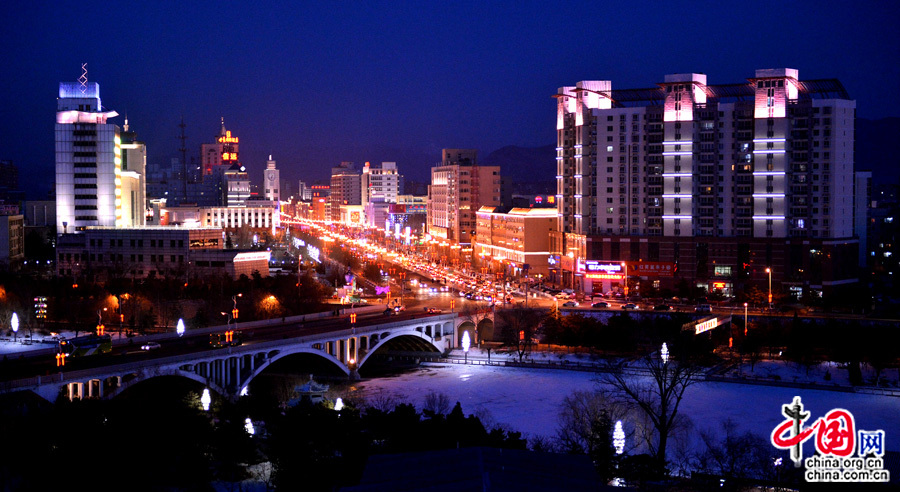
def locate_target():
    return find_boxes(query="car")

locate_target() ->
[427,307,443,313]
[562,301,578,307]
[653,304,672,311]
[591,302,609,308]
[141,341,161,351]
[695,304,712,313]
[383,308,398,316]
[622,303,639,310]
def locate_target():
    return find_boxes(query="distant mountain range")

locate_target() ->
[481,117,900,190]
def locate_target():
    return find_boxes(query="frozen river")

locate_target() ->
[348,362,900,455]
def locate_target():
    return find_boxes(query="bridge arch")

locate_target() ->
[102,369,227,401]
[476,317,495,341]
[357,331,442,369]
[239,346,351,392]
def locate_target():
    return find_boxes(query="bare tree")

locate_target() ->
[495,306,542,362]
[555,390,630,455]
[600,352,705,473]
[422,390,451,416]
[694,419,773,482]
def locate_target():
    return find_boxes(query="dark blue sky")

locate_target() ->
[2,0,898,198]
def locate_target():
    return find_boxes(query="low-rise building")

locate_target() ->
[0,213,25,270]
[475,206,556,278]
[56,226,269,280]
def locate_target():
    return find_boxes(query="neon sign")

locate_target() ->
[217,130,239,143]
[586,273,623,280]
[695,318,718,335]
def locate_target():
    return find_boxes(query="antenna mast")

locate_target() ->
[79,63,88,94]
[178,116,188,197]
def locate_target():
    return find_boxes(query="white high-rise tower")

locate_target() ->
[55,66,121,233]
[263,155,280,203]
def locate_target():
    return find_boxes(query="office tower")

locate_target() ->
[223,163,250,207]
[427,149,501,246]
[119,119,146,226]
[361,161,401,205]
[552,68,858,299]
[329,162,361,222]
[263,155,280,203]
[297,181,312,201]
[55,74,120,233]
[200,118,239,178]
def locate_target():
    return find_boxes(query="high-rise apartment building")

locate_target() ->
[552,68,859,299]
[263,155,280,203]
[55,77,121,233]
[427,149,502,246]
[329,162,361,222]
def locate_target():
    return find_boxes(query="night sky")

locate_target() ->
[2,0,898,199]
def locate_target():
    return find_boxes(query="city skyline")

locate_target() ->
[2,1,898,199]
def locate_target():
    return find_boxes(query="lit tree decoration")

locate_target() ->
[200,388,211,411]
[462,331,471,363]
[176,318,185,337]
[244,417,255,435]
[660,342,669,364]
[613,420,626,455]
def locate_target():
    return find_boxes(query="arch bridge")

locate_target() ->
[4,311,493,403]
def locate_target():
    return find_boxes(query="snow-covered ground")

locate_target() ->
[349,355,900,457]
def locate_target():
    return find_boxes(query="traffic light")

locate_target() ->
[232,308,239,319]
[225,330,234,343]
[450,299,455,310]
[56,353,66,367]
[350,313,357,324]
[97,324,104,336]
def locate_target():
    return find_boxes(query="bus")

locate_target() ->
[209,330,242,348]
[59,334,112,357]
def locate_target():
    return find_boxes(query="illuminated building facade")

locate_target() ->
[55,79,121,233]
[118,119,146,227]
[475,206,556,278]
[427,149,501,246]
[223,163,250,207]
[552,68,860,299]
[361,161,402,205]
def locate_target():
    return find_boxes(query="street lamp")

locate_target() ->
[10,312,18,342]
[621,262,629,297]
[743,303,748,336]
[766,267,772,307]
[177,318,185,337]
